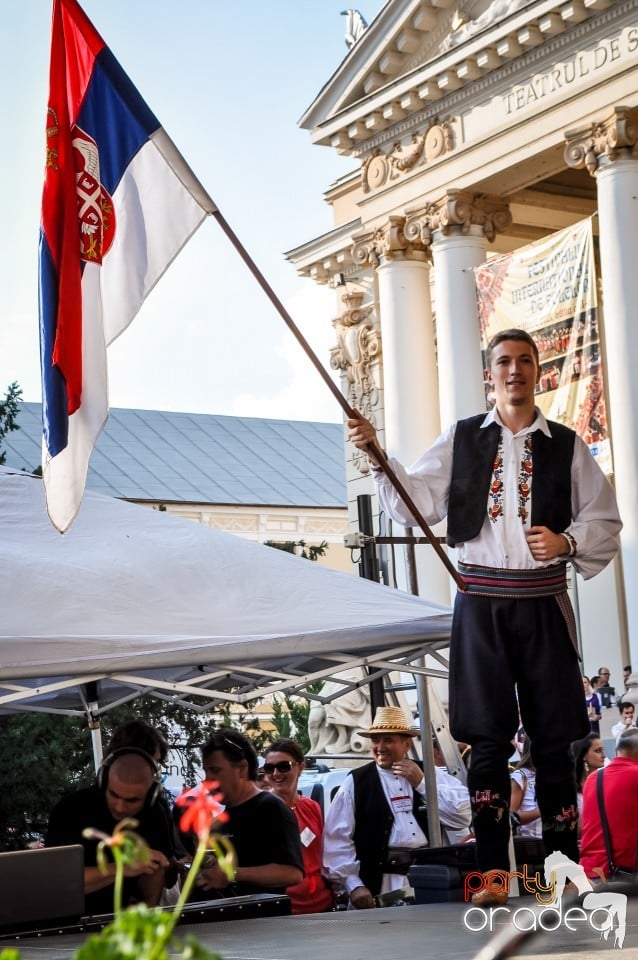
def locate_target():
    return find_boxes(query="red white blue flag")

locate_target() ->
[39,0,215,532]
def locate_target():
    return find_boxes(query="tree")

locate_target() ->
[0,381,22,465]
[0,692,278,850]
[0,712,92,850]
[269,682,325,754]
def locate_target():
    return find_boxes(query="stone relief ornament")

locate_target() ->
[308,670,372,755]
[351,229,383,268]
[365,153,390,192]
[330,292,378,387]
[330,291,381,476]
[564,106,638,176]
[352,215,430,268]
[441,0,530,51]
[404,202,439,251]
[392,131,426,173]
[405,190,511,246]
[424,122,453,161]
[361,122,454,193]
[352,440,375,477]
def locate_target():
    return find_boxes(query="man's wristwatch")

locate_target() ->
[562,532,577,557]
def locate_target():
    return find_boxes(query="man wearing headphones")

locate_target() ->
[46,748,172,915]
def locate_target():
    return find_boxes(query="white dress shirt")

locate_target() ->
[322,765,471,896]
[374,408,621,579]
[510,767,542,838]
[611,720,636,742]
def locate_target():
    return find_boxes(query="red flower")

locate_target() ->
[176,781,227,840]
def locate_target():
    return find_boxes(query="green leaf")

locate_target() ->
[71,904,223,960]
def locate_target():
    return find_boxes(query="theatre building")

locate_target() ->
[286,0,638,682]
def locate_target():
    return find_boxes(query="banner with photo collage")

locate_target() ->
[473,218,612,474]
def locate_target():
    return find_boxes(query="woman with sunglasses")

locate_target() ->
[264,739,335,914]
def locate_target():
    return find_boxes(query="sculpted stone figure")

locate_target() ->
[308,673,371,755]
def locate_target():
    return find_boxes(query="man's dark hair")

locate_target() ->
[617,701,634,715]
[106,719,169,765]
[485,328,539,368]
[571,733,600,790]
[265,738,305,765]
[201,728,258,780]
[617,727,638,754]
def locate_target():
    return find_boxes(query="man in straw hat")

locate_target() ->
[348,328,621,905]
[322,706,471,908]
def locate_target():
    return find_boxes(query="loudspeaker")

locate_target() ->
[97,746,163,806]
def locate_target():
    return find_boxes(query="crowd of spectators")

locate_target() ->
[43,709,473,916]
[43,675,638,919]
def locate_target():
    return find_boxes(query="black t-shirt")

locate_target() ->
[46,785,173,915]
[192,791,304,898]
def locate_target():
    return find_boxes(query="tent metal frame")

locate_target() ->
[0,634,460,844]
[0,637,450,717]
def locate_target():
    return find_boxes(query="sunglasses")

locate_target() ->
[263,760,295,775]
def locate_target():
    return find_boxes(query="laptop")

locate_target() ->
[0,845,85,934]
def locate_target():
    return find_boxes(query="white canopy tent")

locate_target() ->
[0,466,453,719]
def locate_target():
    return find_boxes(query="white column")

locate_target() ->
[431,225,488,427]
[595,155,638,669]
[377,257,440,461]
[376,255,449,605]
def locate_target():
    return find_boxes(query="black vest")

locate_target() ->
[446,414,575,547]
[351,762,429,896]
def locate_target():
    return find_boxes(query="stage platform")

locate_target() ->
[7,898,638,960]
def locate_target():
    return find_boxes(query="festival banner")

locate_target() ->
[474,218,612,474]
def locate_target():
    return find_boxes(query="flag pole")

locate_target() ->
[212,209,466,592]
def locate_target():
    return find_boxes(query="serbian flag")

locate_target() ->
[39,0,215,532]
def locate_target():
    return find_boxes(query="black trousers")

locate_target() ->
[449,590,589,872]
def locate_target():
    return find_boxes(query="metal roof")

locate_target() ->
[3,403,347,507]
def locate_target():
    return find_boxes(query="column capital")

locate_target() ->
[564,106,638,176]
[404,189,512,246]
[351,215,429,269]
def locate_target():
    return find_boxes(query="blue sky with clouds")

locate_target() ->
[1,1,384,422]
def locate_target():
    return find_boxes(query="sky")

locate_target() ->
[1,1,385,424]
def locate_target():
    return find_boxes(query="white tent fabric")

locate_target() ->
[0,467,452,715]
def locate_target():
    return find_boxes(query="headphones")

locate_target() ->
[97,746,163,806]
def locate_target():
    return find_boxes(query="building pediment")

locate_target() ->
[301,0,618,156]
[301,0,456,130]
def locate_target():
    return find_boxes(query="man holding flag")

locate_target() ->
[348,328,622,903]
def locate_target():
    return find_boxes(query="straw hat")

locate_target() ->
[359,706,420,738]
